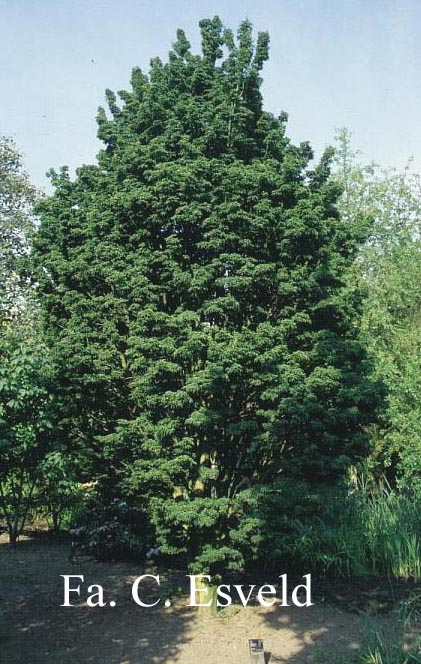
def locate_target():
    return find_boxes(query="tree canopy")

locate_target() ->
[32,18,378,572]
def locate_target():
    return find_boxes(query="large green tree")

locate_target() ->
[33,19,377,571]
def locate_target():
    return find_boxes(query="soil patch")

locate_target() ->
[0,533,414,663]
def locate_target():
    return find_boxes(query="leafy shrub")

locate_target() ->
[69,495,151,561]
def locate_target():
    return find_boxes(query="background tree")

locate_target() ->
[0,321,53,544]
[0,136,37,317]
[0,137,58,544]
[335,129,421,488]
[33,19,378,572]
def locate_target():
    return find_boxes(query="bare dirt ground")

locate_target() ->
[0,533,413,664]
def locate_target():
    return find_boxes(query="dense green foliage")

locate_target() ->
[335,131,421,489]
[1,22,419,587]
[0,137,58,543]
[0,321,53,543]
[275,476,421,579]
[270,134,421,586]
[32,19,378,572]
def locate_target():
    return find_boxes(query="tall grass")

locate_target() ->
[357,628,421,664]
[355,588,421,663]
[363,483,421,579]
[292,477,421,578]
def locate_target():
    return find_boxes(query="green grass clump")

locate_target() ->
[290,476,421,579]
[357,628,421,664]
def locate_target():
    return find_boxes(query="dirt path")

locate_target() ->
[0,534,397,663]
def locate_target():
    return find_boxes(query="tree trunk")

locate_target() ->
[9,530,18,547]
[52,510,61,532]
[195,577,218,616]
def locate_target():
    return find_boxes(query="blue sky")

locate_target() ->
[2,0,421,189]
